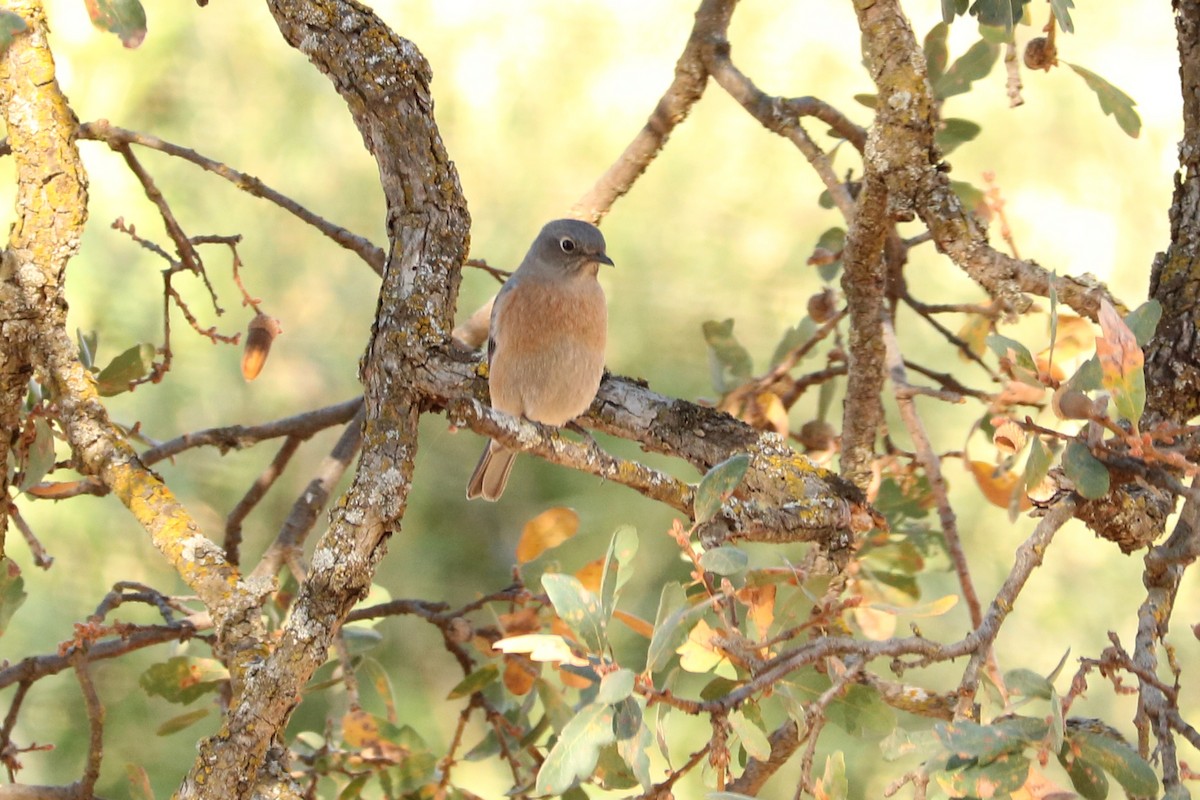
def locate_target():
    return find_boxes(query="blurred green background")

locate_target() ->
[1,0,1196,797]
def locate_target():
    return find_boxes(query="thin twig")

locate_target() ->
[80,120,386,275]
[881,318,981,628]
[225,434,304,565]
[72,656,104,795]
[251,404,365,580]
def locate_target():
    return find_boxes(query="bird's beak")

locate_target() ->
[594,253,615,267]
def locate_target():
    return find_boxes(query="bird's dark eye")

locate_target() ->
[559,237,576,253]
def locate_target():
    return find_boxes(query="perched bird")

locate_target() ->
[466,219,613,501]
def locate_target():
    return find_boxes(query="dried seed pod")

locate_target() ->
[1023,37,1057,71]
[993,419,1026,456]
[799,419,837,451]
[806,288,839,323]
[241,313,282,381]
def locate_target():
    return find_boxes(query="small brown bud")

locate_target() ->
[1024,37,1057,71]
[1052,387,1094,420]
[806,288,839,323]
[241,313,282,381]
[799,419,837,452]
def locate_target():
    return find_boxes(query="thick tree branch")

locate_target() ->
[1146,0,1200,421]
[414,352,872,544]
[177,0,471,793]
[852,0,1115,320]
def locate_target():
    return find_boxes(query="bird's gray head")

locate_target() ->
[524,219,615,275]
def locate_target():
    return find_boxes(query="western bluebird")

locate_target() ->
[466,219,614,501]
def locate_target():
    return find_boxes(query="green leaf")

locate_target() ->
[967,0,1027,32]
[337,774,370,800]
[881,727,942,762]
[825,684,897,740]
[600,525,638,623]
[537,678,575,733]
[1069,728,1159,796]
[1049,688,1065,754]
[356,656,399,722]
[1005,668,1053,700]
[0,559,28,637]
[155,708,210,736]
[646,582,694,673]
[446,664,499,700]
[596,669,635,705]
[933,39,1000,99]
[615,698,652,791]
[1067,355,1103,393]
[694,453,751,523]
[541,573,605,652]
[1022,436,1053,494]
[96,343,156,396]
[698,546,749,576]
[951,179,986,212]
[83,0,147,47]
[852,93,877,109]
[18,418,56,491]
[341,625,383,653]
[534,703,616,795]
[729,709,772,761]
[770,318,817,369]
[594,742,640,790]
[815,752,848,800]
[1125,300,1163,346]
[941,0,968,23]
[1066,63,1141,138]
[1058,746,1109,800]
[936,118,982,155]
[813,226,847,282]
[935,717,1046,763]
[924,23,950,85]
[0,9,27,54]
[702,319,753,394]
[986,333,1038,377]
[1050,0,1074,33]
[1062,441,1110,499]
[139,657,227,705]
[77,329,98,369]
[936,752,1031,797]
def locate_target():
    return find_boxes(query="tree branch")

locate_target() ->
[79,120,386,275]
[570,0,736,222]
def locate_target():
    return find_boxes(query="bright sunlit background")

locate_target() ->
[1,0,1194,797]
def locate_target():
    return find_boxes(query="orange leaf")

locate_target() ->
[574,558,604,593]
[612,609,654,638]
[1096,299,1146,425]
[967,460,1032,511]
[736,584,776,640]
[342,708,380,748]
[503,655,538,696]
[498,608,539,635]
[515,507,579,563]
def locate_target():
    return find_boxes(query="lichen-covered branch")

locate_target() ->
[1146,0,1200,421]
[851,0,1114,320]
[176,0,471,793]
[414,351,871,544]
